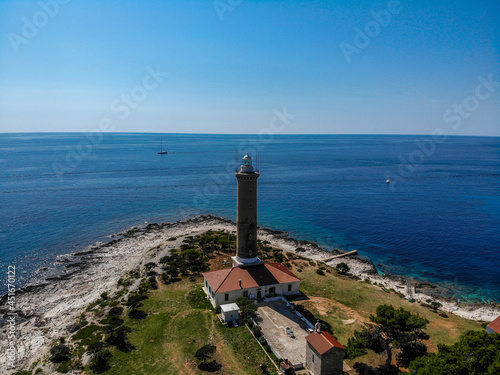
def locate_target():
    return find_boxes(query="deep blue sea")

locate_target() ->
[1,133,499,303]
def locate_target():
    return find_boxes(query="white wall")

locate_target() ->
[222,310,239,322]
[203,277,301,307]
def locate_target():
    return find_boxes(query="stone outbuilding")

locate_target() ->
[220,303,239,323]
[305,324,345,375]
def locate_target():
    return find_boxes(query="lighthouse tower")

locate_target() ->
[233,153,262,267]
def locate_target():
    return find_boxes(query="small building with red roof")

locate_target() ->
[305,326,345,375]
[486,316,500,334]
[203,262,301,307]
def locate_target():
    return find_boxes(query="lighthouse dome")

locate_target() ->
[242,153,253,166]
[240,153,254,172]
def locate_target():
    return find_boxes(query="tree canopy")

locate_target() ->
[346,304,429,370]
[409,330,500,375]
[235,296,258,320]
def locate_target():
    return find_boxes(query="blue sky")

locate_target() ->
[0,0,499,135]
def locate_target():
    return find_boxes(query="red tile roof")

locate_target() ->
[305,331,345,354]
[487,316,500,334]
[203,263,300,293]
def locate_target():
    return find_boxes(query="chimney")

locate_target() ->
[315,320,321,333]
[239,279,242,288]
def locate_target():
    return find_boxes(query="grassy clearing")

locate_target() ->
[291,261,483,369]
[104,280,275,375]
[296,262,482,345]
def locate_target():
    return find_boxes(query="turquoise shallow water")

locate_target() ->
[0,133,499,302]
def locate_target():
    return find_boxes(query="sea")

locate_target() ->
[1,133,499,303]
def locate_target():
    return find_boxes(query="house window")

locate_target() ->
[288,284,292,292]
[312,354,315,363]
[225,294,229,301]
[243,291,248,298]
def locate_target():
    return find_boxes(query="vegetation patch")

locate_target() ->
[72,324,102,342]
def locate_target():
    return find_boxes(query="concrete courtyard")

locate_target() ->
[256,299,311,367]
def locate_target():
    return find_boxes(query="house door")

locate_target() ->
[257,289,261,298]
[269,287,276,296]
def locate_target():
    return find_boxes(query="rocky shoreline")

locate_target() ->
[1,215,498,373]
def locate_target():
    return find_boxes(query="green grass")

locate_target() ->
[295,262,483,355]
[72,324,104,348]
[103,280,276,375]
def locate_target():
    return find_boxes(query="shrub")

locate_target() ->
[126,293,148,309]
[430,301,442,311]
[198,360,222,372]
[87,341,107,354]
[100,292,108,300]
[159,255,171,264]
[316,269,325,276]
[50,344,71,363]
[148,275,158,289]
[106,325,135,352]
[144,262,157,270]
[235,296,258,319]
[90,349,112,374]
[251,325,262,338]
[336,262,350,275]
[128,308,148,319]
[102,316,124,330]
[57,362,70,373]
[108,306,123,317]
[160,271,171,284]
[72,325,102,341]
[195,344,216,362]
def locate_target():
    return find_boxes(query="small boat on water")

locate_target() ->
[158,140,168,154]
[386,179,390,184]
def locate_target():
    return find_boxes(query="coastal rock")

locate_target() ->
[0,215,498,374]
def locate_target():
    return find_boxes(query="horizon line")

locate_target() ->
[0,132,499,138]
